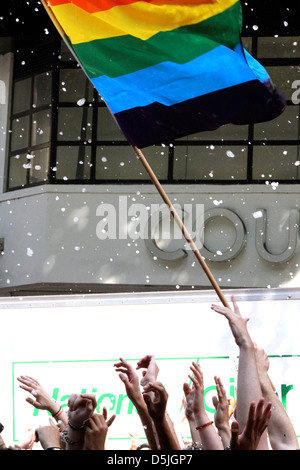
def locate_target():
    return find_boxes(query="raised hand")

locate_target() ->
[67,393,97,428]
[114,356,159,450]
[17,375,60,416]
[184,362,223,450]
[184,362,205,416]
[212,376,230,431]
[142,381,168,422]
[230,398,272,450]
[84,407,116,450]
[114,357,141,404]
[212,376,231,448]
[136,355,159,386]
[35,417,62,450]
[211,296,252,348]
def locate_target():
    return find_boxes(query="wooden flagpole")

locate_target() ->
[132,146,230,308]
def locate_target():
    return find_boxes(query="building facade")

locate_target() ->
[0,2,300,296]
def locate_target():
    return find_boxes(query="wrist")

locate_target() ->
[194,412,212,428]
[41,438,61,450]
[238,337,254,349]
[48,402,61,416]
[132,395,147,410]
[68,419,85,431]
[216,422,231,433]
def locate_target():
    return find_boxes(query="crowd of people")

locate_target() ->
[0,296,298,451]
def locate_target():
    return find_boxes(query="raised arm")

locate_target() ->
[137,355,182,449]
[114,357,158,450]
[184,362,223,450]
[65,393,97,450]
[230,398,272,450]
[84,407,116,450]
[142,381,180,450]
[211,296,269,450]
[35,417,62,450]
[182,396,201,448]
[255,345,299,450]
[212,376,231,448]
[136,354,159,387]
[17,375,68,428]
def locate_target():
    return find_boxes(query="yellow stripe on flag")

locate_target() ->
[51,0,238,43]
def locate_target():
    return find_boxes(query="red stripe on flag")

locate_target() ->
[48,0,215,14]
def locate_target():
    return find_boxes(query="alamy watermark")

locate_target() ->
[292,80,300,104]
[96,196,204,250]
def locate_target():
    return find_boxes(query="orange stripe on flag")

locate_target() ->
[48,0,215,14]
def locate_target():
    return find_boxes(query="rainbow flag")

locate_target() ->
[43,0,285,148]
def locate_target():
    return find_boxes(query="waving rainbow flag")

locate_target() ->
[42,0,285,148]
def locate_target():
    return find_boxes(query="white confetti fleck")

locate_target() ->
[253,210,263,219]
[77,98,86,106]
[213,199,223,206]
[26,248,34,257]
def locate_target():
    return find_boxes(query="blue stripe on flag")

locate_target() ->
[91,45,269,114]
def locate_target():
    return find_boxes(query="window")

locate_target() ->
[7,36,300,190]
[8,71,52,188]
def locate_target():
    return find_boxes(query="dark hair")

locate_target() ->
[136,443,150,450]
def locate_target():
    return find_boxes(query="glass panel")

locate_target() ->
[254,105,299,141]
[55,146,92,180]
[13,78,31,114]
[97,107,126,140]
[31,110,52,146]
[33,72,52,108]
[257,37,300,58]
[252,146,299,180]
[8,153,28,188]
[57,107,93,141]
[173,145,248,180]
[177,124,249,142]
[266,66,300,100]
[60,40,75,61]
[242,37,252,54]
[10,115,30,151]
[59,69,94,102]
[29,148,50,184]
[96,145,168,180]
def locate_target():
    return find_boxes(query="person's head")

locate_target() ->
[136,443,150,450]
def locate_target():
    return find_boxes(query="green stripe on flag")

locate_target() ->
[72,2,241,79]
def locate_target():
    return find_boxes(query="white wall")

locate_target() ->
[0,183,299,291]
[0,289,299,449]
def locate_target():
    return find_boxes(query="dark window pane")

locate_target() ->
[96,145,168,180]
[252,146,299,180]
[56,146,92,180]
[29,148,50,184]
[173,145,248,180]
[97,107,126,141]
[254,105,299,141]
[11,115,30,151]
[258,37,300,59]
[13,78,31,114]
[32,110,52,146]
[59,69,94,103]
[57,107,93,141]
[266,66,300,100]
[8,153,28,188]
[33,72,52,108]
